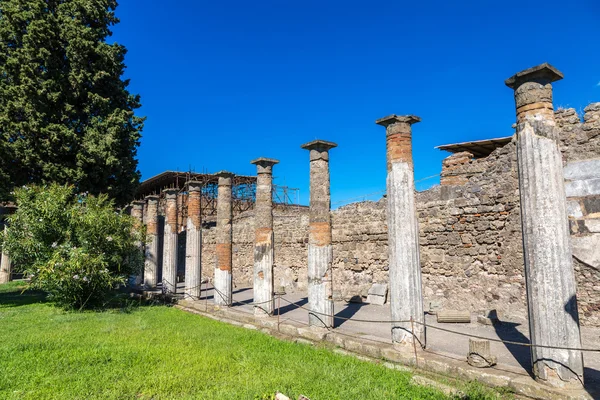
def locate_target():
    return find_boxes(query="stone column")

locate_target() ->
[250,158,279,316]
[376,115,425,346]
[505,64,584,387]
[162,188,179,295]
[185,181,203,298]
[301,140,336,328]
[144,195,160,288]
[0,224,11,284]
[131,201,144,286]
[214,172,234,306]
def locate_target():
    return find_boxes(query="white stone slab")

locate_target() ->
[564,159,600,181]
[565,178,600,197]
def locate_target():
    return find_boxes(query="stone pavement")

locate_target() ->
[170,283,600,397]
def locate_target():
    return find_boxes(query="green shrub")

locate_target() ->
[3,184,144,309]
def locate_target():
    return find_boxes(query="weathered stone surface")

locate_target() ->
[511,65,583,387]
[377,115,424,346]
[467,339,497,368]
[366,283,388,305]
[184,182,202,298]
[437,310,471,323]
[162,189,179,294]
[564,159,600,181]
[302,140,336,328]
[144,195,160,288]
[572,234,600,268]
[214,172,233,306]
[251,158,278,316]
[565,178,600,197]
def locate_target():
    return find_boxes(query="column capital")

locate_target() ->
[251,157,279,174]
[505,63,563,123]
[162,188,178,199]
[145,194,160,202]
[215,171,234,185]
[375,114,421,128]
[186,180,203,192]
[505,63,563,89]
[300,139,337,152]
[131,200,145,208]
[214,170,234,178]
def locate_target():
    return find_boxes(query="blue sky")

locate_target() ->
[111,0,600,207]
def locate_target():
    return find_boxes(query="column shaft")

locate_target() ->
[0,225,11,284]
[376,115,424,346]
[251,158,278,316]
[506,64,583,387]
[214,173,233,306]
[162,189,178,294]
[185,182,202,298]
[144,196,160,288]
[130,201,144,286]
[301,140,336,328]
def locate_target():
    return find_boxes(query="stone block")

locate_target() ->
[564,159,600,181]
[366,283,388,305]
[565,178,600,197]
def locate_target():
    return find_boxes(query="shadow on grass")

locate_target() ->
[0,284,47,307]
[0,283,167,313]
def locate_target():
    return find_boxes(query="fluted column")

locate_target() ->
[162,188,178,295]
[185,181,203,298]
[214,172,233,306]
[144,195,160,288]
[376,115,424,346]
[251,158,279,316]
[506,63,584,388]
[301,140,336,328]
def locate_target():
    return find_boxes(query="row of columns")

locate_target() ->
[130,63,583,388]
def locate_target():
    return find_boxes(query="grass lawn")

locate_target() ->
[0,282,505,400]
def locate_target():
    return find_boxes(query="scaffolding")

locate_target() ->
[136,170,301,220]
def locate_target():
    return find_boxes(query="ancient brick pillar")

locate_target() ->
[185,181,203,298]
[251,158,279,316]
[506,63,584,388]
[214,172,234,306]
[162,188,179,295]
[375,115,425,346]
[0,224,11,284]
[144,195,160,288]
[301,140,337,328]
[130,201,145,286]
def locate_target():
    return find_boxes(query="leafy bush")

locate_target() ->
[3,184,144,309]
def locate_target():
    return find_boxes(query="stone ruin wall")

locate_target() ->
[191,103,600,327]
